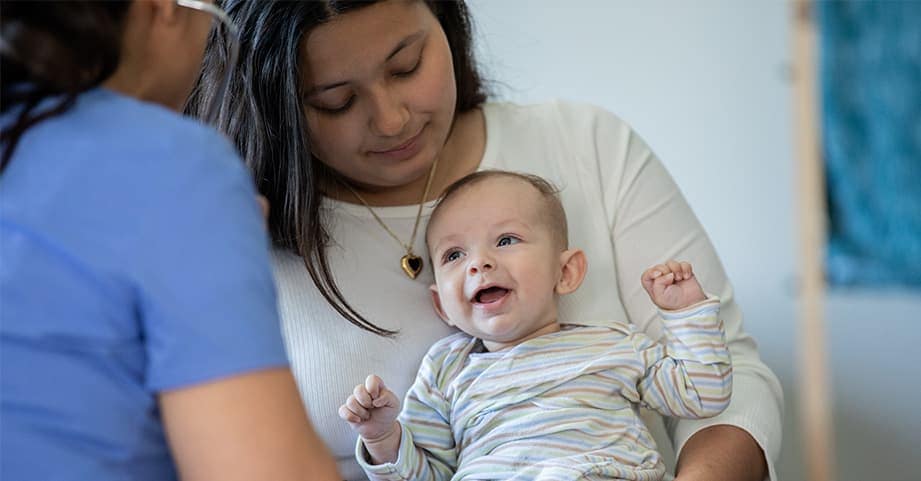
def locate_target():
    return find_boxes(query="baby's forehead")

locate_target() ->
[441,176,545,216]
[427,176,557,239]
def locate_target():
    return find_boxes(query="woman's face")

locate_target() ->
[300,0,458,190]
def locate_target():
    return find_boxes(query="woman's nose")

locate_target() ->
[368,86,409,137]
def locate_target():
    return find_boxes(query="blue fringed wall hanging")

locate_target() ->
[818,0,921,286]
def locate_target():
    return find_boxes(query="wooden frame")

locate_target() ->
[791,1,835,480]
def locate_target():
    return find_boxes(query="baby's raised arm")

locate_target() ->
[634,260,733,419]
[338,374,402,464]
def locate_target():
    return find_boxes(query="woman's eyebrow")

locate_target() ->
[385,30,424,61]
[307,81,348,96]
[306,31,425,95]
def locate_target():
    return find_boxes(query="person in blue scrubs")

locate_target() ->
[0,1,339,480]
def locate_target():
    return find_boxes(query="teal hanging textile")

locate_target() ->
[818,0,921,286]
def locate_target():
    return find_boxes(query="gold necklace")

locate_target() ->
[339,156,440,280]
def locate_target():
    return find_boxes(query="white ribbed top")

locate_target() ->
[273,101,782,480]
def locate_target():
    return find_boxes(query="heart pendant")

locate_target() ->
[400,254,424,279]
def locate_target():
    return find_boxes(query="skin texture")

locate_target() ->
[304,1,771,476]
[105,1,339,479]
[339,175,710,466]
[300,0,462,204]
[675,425,768,481]
[641,259,707,311]
[104,0,211,110]
[426,176,585,352]
[299,0,486,207]
[161,369,339,481]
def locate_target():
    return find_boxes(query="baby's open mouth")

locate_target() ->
[473,286,509,304]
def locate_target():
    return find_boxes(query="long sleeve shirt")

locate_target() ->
[274,101,782,480]
[358,298,731,481]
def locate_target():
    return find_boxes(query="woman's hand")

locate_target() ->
[338,374,402,464]
[641,260,707,310]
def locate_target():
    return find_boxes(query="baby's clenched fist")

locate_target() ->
[338,374,401,443]
[641,260,707,311]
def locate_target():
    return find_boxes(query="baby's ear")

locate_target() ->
[556,248,587,295]
[429,284,453,325]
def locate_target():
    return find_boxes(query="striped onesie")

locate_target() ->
[357,298,732,481]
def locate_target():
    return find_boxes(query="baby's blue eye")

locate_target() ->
[497,236,520,247]
[444,250,463,263]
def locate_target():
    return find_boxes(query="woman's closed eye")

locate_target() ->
[497,235,520,247]
[313,96,355,115]
[309,57,419,115]
[392,56,422,78]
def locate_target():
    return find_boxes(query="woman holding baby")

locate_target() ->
[192,1,783,479]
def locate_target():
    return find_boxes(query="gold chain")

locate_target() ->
[339,154,440,258]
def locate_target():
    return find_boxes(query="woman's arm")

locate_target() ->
[675,425,767,481]
[161,367,340,481]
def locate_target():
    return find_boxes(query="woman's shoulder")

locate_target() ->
[479,99,640,177]
[1,89,258,261]
[483,99,633,134]
[480,99,637,164]
[80,89,239,169]
[3,88,248,203]
[50,90,251,211]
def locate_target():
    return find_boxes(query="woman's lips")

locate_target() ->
[369,128,424,162]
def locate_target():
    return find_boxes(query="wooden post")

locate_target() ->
[791,1,836,480]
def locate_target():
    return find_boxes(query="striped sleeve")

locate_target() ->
[358,343,459,481]
[634,296,733,418]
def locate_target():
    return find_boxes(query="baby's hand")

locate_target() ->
[338,374,401,442]
[641,260,707,311]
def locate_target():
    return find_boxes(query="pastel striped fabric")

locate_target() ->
[358,298,731,481]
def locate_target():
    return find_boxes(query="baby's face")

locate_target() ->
[426,177,564,351]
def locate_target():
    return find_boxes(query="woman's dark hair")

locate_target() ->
[188,0,487,337]
[0,1,131,171]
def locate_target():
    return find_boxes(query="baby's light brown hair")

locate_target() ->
[426,170,569,253]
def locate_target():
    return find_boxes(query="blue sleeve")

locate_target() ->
[131,126,288,391]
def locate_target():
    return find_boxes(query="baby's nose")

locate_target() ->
[468,257,494,275]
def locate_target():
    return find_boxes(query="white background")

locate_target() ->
[469,1,921,480]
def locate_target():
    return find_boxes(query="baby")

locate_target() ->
[339,171,732,481]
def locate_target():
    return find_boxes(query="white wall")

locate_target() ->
[468,1,921,480]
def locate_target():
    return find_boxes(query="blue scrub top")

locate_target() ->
[0,89,290,480]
